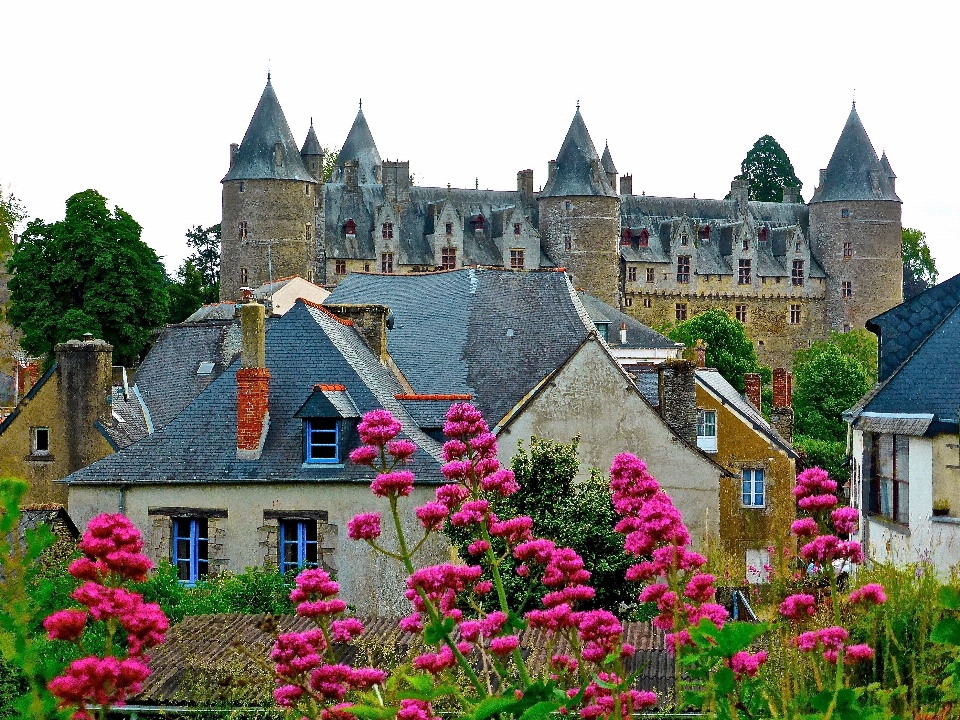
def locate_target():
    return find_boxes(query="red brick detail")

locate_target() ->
[315,384,346,392]
[773,368,790,409]
[300,298,354,325]
[237,367,270,450]
[16,362,39,396]
[787,371,793,406]
[744,373,762,411]
[394,393,473,401]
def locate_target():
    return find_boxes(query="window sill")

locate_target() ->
[866,512,911,536]
[931,516,960,526]
[302,462,345,469]
[26,453,54,462]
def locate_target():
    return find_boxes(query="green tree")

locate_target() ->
[734,135,803,203]
[902,227,938,301]
[0,185,27,258]
[7,190,168,365]
[795,328,878,385]
[793,343,870,444]
[668,309,769,394]
[166,260,218,324]
[184,223,221,290]
[321,147,339,183]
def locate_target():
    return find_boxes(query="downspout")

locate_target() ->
[118,484,127,515]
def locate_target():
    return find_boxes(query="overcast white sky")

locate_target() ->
[5,2,960,281]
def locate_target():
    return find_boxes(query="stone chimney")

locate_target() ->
[55,338,113,473]
[323,304,390,364]
[771,367,794,443]
[383,161,411,202]
[819,169,827,187]
[547,160,557,185]
[782,186,800,204]
[237,302,270,458]
[694,339,707,368]
[620,174,633,196]
[744,373,762,412]
[730,178,749,205]
[344,159,359,192]
[517,169,534,203]
[230,143,239,169]
[658,359,698,445]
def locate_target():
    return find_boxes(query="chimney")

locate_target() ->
[547,160,557,185]
[782,186,800,204]
[744,373,762,413]
[322,304,390,364]
[730,178,749,205]
[15,359,39,402]
[517,169,534,203]
[658,359,698,445]
[818,169,827,187]
[620,174,633,196]
[787,371,793,405]
[55,338,113,473]
[771,368,794,443]
[619,322,627,345]
[230,143,239,168]
[344,159,359,192]
[237,302,270,458]
[383,161,411,202]
[694,339,707,368]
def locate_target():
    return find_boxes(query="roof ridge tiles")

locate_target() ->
[395,393,473,401]
[300,298,354,325]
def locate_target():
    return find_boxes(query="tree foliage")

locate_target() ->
[793,343,870,444]
[184,223,221,289]
[166,223,221,323]
[668,309,769,393]
[0,185,26,259]
[902,227,938,301]
[321,148,339,183]
[795,329,878,385]
[7,190,168,365]
[734,135,803,203]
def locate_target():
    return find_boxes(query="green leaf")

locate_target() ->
[716,620,768,656]
[518,701,560,720]
[931,617,960,646]
[344,705,398,719]
[405,674,434,694]
[940,586,960,610]
[423,616,455,644]
[684,690,705,707]
[714,666,735,695]
[471,696,519,720]
[810,688,835,713]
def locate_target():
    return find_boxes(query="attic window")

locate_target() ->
[445,222,453,235]
[31,427,50,456]
[565,201,572,211]
[382,223,393,239]
[758,227,768,242]
[621,228,632,246]
[680,233,689,246]
[742,237,749,251]
[344,219,357,237]
[197,362,215,375]
[699,226,710,240]
[639,229,649,247]
[564,235,572,251]
[513,223,521,236]
[239,181,246,193]
[474,214,484,230]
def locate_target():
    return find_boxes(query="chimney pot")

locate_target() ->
[620,322,627,345]
[694,338,707,369]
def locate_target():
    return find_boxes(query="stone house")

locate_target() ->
[845,271,960,575]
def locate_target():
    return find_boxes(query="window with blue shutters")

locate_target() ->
[742,469,765,508]
[279,519,319,574]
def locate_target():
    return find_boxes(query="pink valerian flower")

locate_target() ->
[780,593,817,621]
[274,683,304,707]
[441,439,468,462]
[609,453,661,516]
[467,539,490,555]
[442,403,488,441]
[435,483,470,511]
[843,644,875,664]
[48,655,150,714]
[272,629,327,678]
[489,635,520,655]
[349,445,379,466]
[798,494,839,512]
[322,704,357,720]
[795,466,838,498]
[413,646,456,674]
[817,626,849,651]
[481,468,520,496]
[831,507,860,535]
[473,580,493,596]
[728,650,768,679]
[580,672,657,719]
[450,499,490,526]
[290,568,339,601]
[371,470,415,498]
[791,517,820,537]
[399,614,424,633]
[347,512,381,540]
[415,502,448,531]
[849,583,887,605]
[799,534,841,564]
[683,573,716,603]
[44,609,88,642]
[71,584,142,623]
[330,618,365,643]
[387,439,417,463]
[76,514,153,582]
[578,610,625,663]
[357,409,402,446]
[398,698,436,720]
[121,602,169,655]
[406,564,483,612]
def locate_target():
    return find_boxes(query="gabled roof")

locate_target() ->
[63,303,444,486]
[540,109,617,198]
[301,121,322,156]
[601,141,617,175]
[576,292,677,350]
[810,103,899,204]
[326,269,596,426]
[331,108,382,185]
[222,76,315,183]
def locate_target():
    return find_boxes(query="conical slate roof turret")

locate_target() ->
[810,103,899,204]
[301,120,323,157]
[601,141,617,175]
[332,106,382,185]
[541,108,617,198]
[223,75,315,183]
[880,151,896,180]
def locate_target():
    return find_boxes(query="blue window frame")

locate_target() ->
[279,519,319,574]
[172,518,208,584]
[306,419,339,463]
[742,469,765,508]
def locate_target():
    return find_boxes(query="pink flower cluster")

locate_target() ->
[795,626,874,665]
[578,672,657,719]
[350,409,418,471]
[290,568,347,618]
[788,468,865,574]
[728,650,768,680]
[45,514,168,719]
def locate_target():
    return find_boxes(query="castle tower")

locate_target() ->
[809,103,903,332]
[330,106,382,186]
[220,75,318,302]
[538,108,620,306]
[300,120,325,182]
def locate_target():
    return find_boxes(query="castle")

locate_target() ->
[220,76,903,368]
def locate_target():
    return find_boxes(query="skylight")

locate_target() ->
[197,362,215,375]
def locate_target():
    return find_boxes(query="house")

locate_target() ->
[326,268,730,549]
[252,275,330,315]
[62,300,450,616]
[845,272,960,574]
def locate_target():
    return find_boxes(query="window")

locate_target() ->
[382,223,393,239]
[795,240,802,253]
[842,281,852,298]
[736,304,747,323]
[442,247,457,270]
[473,214,484,231]
[843,242,853,259]
[758,227,768,242]
[173,518,208,584]
[363,263,370,272]
[646,267,654,283]
[305,183,311,195]
[680,233,689,246]
[700,226,710,240]
[31,427,50,456]
[675,303,687,321]
[510,249,524,269]
[868,434,909,525]
[196,361,215,376]
[738,259,752,285]
[841,208,850,219]
[677,256,690,283]
[843,323,851,333]
[742,237,749,251]
[643,297,652,308]
[565,201,572,211]
[514,223,521,236]
[564,235,572,251]
[445,222,453,235]
[595,323,609,341]
[305,418,339,463]
[335,259,346,275]
[697,410,717,453]
[239,181,246,193]
[627,267,637,282]
[792,260,804,286]
[279,519,318,574]
[639,229,649,247]
[790,304,801,324]
[381,252,394,274]
[239,221,248,240]
[624,296,633,307]
[240,268,248,286]
[742,469,765,508]
[305,224,312,242]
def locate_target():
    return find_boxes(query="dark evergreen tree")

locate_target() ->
[735,135,803,203]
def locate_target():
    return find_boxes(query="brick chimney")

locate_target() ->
[694,339,707,368]
[322,303,390,364]
[658,359,698,445]
[744,373,762,413]
[15,359,39,402]
[55,338,113,473]
[770,367,794,443]
[237,302,270,458]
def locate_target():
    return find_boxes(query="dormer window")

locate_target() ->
[758,227,768,242]
[699,226,710,240]
[639,229,649,247]
[680,233,689,246]
[621,228,632,246]
[382,222,393,239]
[513,223,522,236]
[306,419,339,463]
[295,384,361,465]
[473,214,484,231]
[742,237,749,251]
[344,219,357,237]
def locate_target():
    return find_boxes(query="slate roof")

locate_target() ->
[331,108,382,185]
[620,195,809,230]
[601,141,617,175]
[809,103,900,204]
[100,384,152,449]
[182,302,238,323]
[326,269,595,426]
[222,77,315,183]
[576,292,677,350]
[63,302,444,486]
[866,271,960,382]
[134,320,241,430]
[541,109,617,198]
[301,121,322,156]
